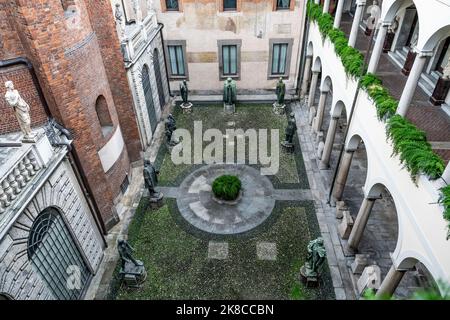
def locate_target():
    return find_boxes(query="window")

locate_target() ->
[223,0,237,11]
[28,207,92,300]
[223,45,237,75]
[95,95,113,137]
[165,0,179,10]
[268,39,293,78]
[142,65,158,133]
[271,43,288,75]
[276,0,290,10]
[218,40,241,79]
[168,46,185,76]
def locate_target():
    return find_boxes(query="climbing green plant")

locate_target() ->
[439,185,450,239]
[386,115,445,180]
[361,74,398,120]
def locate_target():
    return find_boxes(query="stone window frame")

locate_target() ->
[218,0,242,12]
[272,0,295,11]
[161,0,183,12]
[267,38,294,79]
[164,40,189,80]
[217,39,242,80]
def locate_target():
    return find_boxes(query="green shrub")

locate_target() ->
[317,13,334,39]
[212,175,242,201]
[361,73,382,89]
[439,185,450,239]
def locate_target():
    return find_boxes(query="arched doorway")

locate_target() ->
[28,207,92,300]
[142,64,158,134]
[153,48,166,111]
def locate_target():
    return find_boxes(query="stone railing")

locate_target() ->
[0,131,53,216]
[121,14,159,65]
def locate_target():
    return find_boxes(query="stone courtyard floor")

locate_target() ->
[110,103,335,300]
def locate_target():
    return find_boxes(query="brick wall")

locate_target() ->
[0,65,48,134]
[0,0,142,230]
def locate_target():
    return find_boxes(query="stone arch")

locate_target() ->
[0,292,13,300]
[307,41,314,57]
[312,55,322,72]
[382,0,415,23]
[320,75,332,92]
[331,100,345,118]
[422,24,450,52]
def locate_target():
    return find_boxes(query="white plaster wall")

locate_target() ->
[98,126,125,172]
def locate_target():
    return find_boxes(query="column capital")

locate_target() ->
[311,70,320,74]
[356,0,366,6]
[306,54,313,59]
[331,116,340,120]
[412,47,434,57]
[380,21,392,28]
[344,148,356,153]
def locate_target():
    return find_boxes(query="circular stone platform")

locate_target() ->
[177,164,276,235]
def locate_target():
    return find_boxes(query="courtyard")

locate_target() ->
[110,103,334,300]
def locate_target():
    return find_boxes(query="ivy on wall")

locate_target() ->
[306,1,449,235]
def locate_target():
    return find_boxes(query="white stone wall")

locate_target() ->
[128,32,169,147]
[0,158,104,300]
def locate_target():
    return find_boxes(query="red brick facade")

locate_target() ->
[0,0,143,231]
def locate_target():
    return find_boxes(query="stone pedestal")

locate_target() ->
[273,103,286,115]
[335,200,348,219]
[22,133,37,144]
[364,25,372,36]
[281,141,295,153]
[300,266,319,288]
[224,103,235,114]
[430,77,450,106]
[351,254,371,274]
[357,265,381,296]
[338,211,353,239]
[383,32,395,53]
[120,261,147,289]
[180,102,193,113]
[402,50,416,76]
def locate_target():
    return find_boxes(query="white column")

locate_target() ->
[301,55,313,96]
[348,196,377,250]
[308,71,320,109]
[397,52,429,116]
[348,0,366,48]
[376,265,406,298]
[443,163,450,183]
[367,23,389,73]
[323,0,331,13]
[333,0,345,28]
[314,90,329,132]
[320,116,339,170]
[314,0,320,4]
[332,149,354,201]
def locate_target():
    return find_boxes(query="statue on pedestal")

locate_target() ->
[300,237,326,282]
[281,112,297,150]
[144,160,163,202]
[118,239,147,288]
[223,77,237,113]
[4,81,36,143]
[165,113,179,146]
[274,77,286,114]
[179,80,192,112]
[115,3,126,40]
[443,57,450,80]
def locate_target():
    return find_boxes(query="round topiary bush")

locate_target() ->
[212,175,242,201]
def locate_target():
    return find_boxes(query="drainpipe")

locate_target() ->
[157,22,174,98]
[327,25,378,204]
[0,57,108,240]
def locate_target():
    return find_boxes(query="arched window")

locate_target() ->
[153,48,166,110]
[142,65,158,134]
[28,207,92,300]
[95,95,113,137]
[0,293,13,300]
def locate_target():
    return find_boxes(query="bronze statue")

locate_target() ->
[144,160,163,201]
[180,80,189,104]
[301,237,327,278]
[118,239,143,269]
[223,77,237,105]
[275,77,286,106]
[283,112,297,145]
